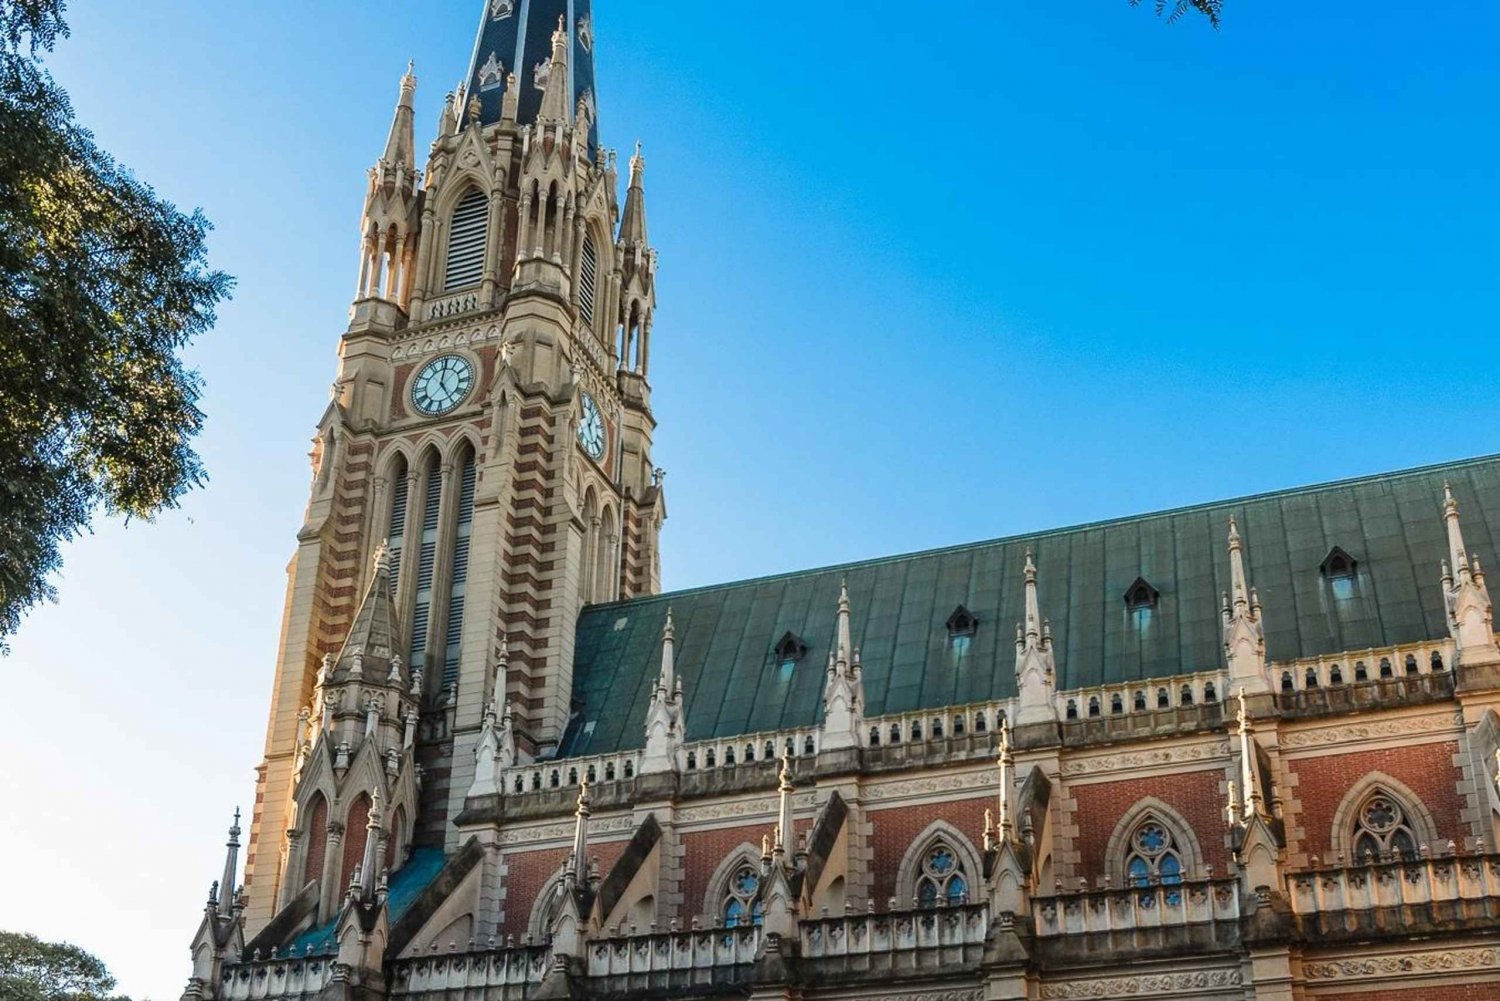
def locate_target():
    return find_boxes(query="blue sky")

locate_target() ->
[2,1,1496,996]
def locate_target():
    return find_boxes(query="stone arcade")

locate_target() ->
[182,3,1500,999]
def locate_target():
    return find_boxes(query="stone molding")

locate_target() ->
[497,813,635,846]
[1061,740,1230,778]
[390,323,504,362]
[1281,711,1464,752]
[864,769,995,802]
[1302,946,1500,982]
[1038,970,1241,998]
[675,792,818,825]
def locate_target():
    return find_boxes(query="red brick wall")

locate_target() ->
[1316,987,1496,1001]
[1070,770,1230,880]
[1290,741,1464,859]
[340,794,372,890]
[681,826,774,923]
[304,794,328,886]
[868,798,989,904]
[500,840,627,937]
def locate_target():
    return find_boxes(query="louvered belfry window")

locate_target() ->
[442,456,477,692]
[578,235,598,326]
[444,188,488,291]
[409,463,442,674]
[387,462,408,588]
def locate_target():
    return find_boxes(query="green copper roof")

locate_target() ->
[560,455,1500,758]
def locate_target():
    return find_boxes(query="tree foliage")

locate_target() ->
[0,932,130,1001]
[1132,0,1223,26]
[0,0,232,647]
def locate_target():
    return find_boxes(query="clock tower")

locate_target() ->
[239,1,662,931]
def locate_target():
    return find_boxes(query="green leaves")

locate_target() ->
[0,931,128,1001]
[0,0,233,647]
[1130,0,1223,27]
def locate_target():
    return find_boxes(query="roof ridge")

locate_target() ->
[590,451,1500,611]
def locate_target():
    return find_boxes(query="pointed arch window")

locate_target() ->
[444,188,488,291]
[441,452,477,692]
[1352,793,1418,861]
[1124,818,1184,904]
[915,840,970,908]
[387,457,409,587]
[723,864,763,927]
[578,234,598,327]
[409,459,442,675]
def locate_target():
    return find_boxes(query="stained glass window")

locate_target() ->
[1125,819,1185,905]
[915,841,969,908]
[1352,794,1418,861]
[723,864,763,926]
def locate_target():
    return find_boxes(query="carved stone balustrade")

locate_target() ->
[424,290,482,322]
[798,902,989,982]
[1288,850,1500,942]
[505,750,643,797]
[1272,639,1455,718]
[1031,877,1242,963]
[389,946,549,1001]
[585,926,759,994]
[681,727,822,773]
[220,956,337,1001]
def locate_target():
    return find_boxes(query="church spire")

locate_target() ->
[619,143,649,247]
[1222,517,1270,695]
[218,808,242,913]
[1014,550,1057,727]
[382,61,417,169]
[537,16,572,124]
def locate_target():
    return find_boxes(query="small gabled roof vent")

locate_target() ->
[1320,546,1358,578]
[773,631,808,663]
[946,605,979,637]
[1124,577,1160,611]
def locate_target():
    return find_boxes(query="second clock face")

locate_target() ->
[578,393,606,460]
[411,355,474,417]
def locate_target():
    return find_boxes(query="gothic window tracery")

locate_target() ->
[1124,817,1184,904]
[914,840,970,908]
[1352,793,1418,861]
[722,863,764,927]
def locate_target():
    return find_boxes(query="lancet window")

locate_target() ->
[579,234,598,327]
[408,458,443,676]
[444,188,488,290]
[441,450,477,692]
[387,456,409,587]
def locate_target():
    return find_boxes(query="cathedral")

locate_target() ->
[181,3,1500,999]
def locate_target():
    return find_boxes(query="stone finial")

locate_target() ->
[372,540,393,578]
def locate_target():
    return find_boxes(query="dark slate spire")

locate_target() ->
[463,0,600,148]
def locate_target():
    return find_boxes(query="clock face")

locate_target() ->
[411,355,474,417]
[577,393,606,460]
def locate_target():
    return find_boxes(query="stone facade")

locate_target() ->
[182,3,1500,1000]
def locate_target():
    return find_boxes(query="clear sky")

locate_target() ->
[2,1,1496,996]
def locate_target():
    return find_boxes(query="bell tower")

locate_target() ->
[240,0,663,933]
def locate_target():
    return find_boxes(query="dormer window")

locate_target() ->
[946,605,978,657]
[1321,546,1358,599]
[773,631,807,675]
[1124,577,1160,614]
